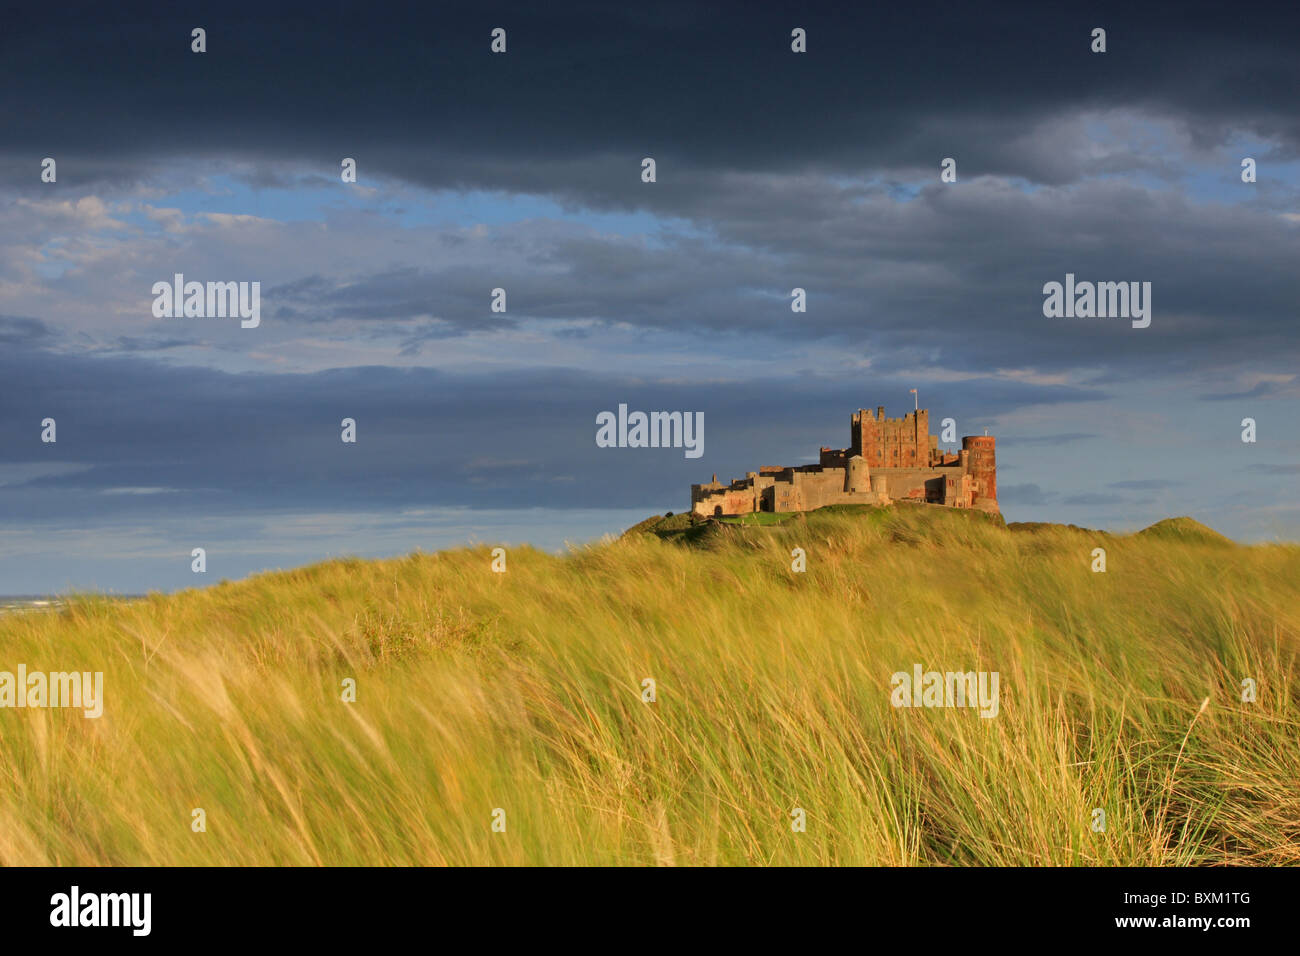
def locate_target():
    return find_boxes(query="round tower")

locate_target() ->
[870,473,890,503]
[961,436,997,511]
[845,454,869,493]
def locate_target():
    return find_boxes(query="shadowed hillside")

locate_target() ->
[0,506,1296,866]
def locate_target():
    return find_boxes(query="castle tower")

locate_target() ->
[851,407,881,465]
[853,405,936,468]
[844,454,869,493]
[961,435,998,512]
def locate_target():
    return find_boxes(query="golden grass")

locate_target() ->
[0,507,1296,866]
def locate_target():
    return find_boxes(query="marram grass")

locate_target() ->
[0,507,1296,866]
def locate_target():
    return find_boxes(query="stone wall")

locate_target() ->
[691,406,998,516]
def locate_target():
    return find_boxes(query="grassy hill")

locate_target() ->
[1136,516,1236,547]
[1,506,1296,865]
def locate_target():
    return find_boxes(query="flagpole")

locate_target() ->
[909,388,919,461]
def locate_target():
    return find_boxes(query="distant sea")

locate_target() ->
[0,595,141,615]
[0,596,65,614]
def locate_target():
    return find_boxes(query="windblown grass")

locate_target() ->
[0,507,1295,866]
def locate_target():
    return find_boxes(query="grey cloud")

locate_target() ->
[111,336,199,352]
[1198,381,1282,401]
[0,315,56,345]
[1063,493,1127,506]
[179,177,1300,381]
[998,484,1055,506]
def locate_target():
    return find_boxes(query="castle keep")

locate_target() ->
[690,406,997,517]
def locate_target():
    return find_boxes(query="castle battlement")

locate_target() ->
[691,405,997,517]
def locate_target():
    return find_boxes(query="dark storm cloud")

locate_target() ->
[2,1,1298,194]
[2,2,1296,383]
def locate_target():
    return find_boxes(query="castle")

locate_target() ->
[690,406,997,517]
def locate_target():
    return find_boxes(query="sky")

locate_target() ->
[1,1,1298,594]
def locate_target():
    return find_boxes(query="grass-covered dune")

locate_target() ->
[1,506,1296,866]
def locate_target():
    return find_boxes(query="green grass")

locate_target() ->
[0,506,1296,866]
[720,511,793,526]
